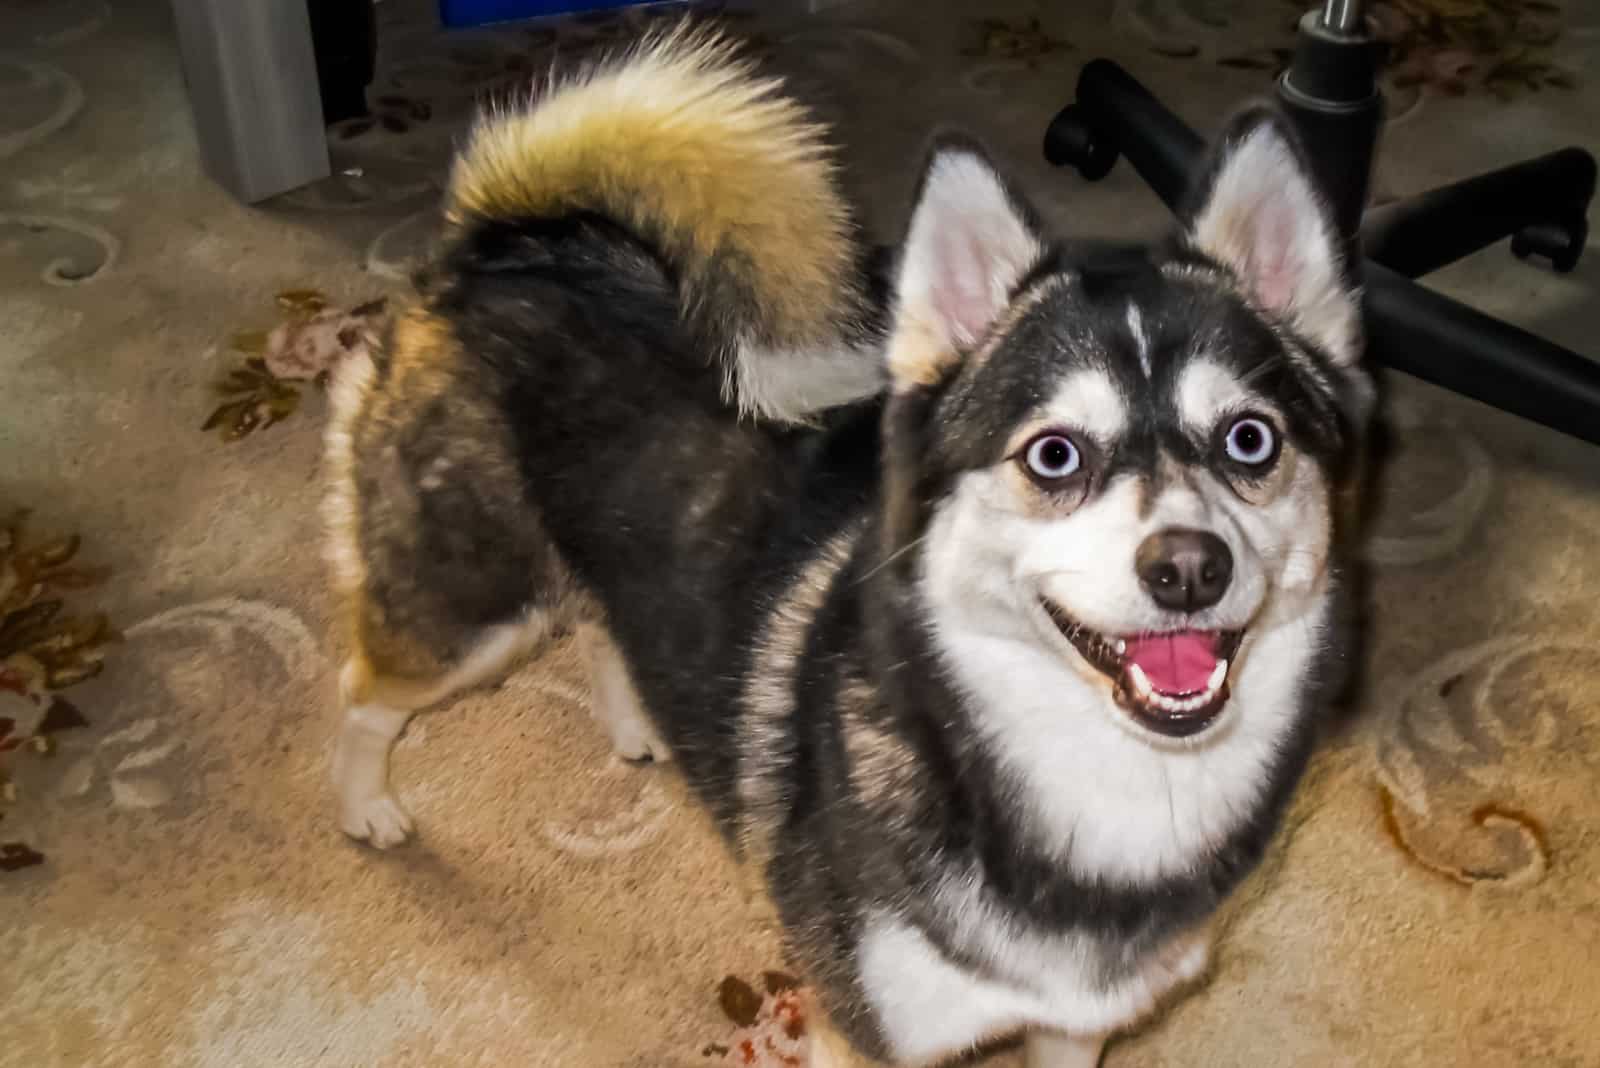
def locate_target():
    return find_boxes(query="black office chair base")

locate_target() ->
[1044,104,1119,181]
[1512,218,1588,275]
[1043,54,1600,448]
[1363,147,1594,278]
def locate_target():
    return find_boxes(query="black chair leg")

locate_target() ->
[1043,58,1600,447]
[1363,149,1596,278]
[1043,59,1201,210]
[1366,262,1600,443]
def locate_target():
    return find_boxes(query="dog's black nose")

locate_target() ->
[1136,528,1233,613]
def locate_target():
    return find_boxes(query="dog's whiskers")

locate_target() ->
[1236,355,1287,386]
[856,534,930,585]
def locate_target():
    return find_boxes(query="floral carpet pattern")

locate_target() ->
[2,0,1598,1065]
[0,510,114,871]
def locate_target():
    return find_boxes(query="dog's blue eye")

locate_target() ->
[1024,434,1081,480]
[1224,416,1277,466]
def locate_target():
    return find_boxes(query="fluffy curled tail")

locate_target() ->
[443,25,883,420]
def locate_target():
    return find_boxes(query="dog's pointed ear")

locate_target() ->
[1182,109,1361,366]
[887,138,1044,391]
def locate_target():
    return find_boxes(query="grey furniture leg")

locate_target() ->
[168,0,331,203]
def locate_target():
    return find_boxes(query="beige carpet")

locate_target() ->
[3,0,1598,1065]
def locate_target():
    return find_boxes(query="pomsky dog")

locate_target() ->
[324,27,1372,1068]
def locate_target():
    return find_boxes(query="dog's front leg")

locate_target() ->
[580,622,669,763]
[1023,1031,1105,1068]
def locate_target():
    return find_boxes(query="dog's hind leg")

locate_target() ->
[332,669,414,848]
[579,621,669,763]
[333,614,549,847]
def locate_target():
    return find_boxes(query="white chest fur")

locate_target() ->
[925,568,1329,886]
[857,886,1211,1065]
[878,526,1329,1062]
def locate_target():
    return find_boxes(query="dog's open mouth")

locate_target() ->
[1042,601,1244,738]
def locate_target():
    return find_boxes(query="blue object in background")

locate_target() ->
[440,0,657,29]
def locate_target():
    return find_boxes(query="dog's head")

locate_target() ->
[881,109,1370,761]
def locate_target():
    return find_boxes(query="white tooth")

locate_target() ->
[1207,659,1229,694]
[1128,663,1153,697]
[1114,638,1126,655]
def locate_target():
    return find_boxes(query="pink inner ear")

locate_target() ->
[1251,249,1297,314]
[932,229,1010,348]
[1245,204,1303,315]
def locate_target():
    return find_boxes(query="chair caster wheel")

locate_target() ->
[1511,217,1586,274]
[1043,104,1118,181]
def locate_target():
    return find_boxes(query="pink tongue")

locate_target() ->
[1123,632,1220,695]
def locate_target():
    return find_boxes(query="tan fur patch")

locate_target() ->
[321,343,378,601]
[806,1003,888,1068]
[323,308,445,660]
[355,614,458,692]
[886,310,959,392]
[337,652,376,706]
[379,306,467,408]
[839,680,916,829]
[737,521,866,867]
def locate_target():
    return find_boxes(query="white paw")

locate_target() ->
[607,720,670,764]
[339,792,415,849]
